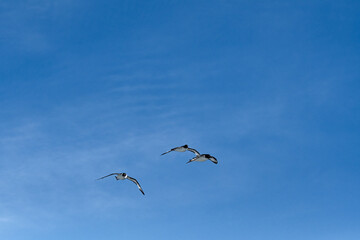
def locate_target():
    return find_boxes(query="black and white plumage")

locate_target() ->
[186,154,218,164]
[161,144,200,156]
[97,172,145,195]
[187,147,200,156]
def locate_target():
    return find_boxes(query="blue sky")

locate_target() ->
[1,0,359,239]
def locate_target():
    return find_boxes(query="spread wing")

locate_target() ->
[161,145,182,155]
[127,176,145,195]
[186,155,199,164]
[96,173,119,180]
[161,149,173,155]
[187,147,200,156]
[209,156,218,164]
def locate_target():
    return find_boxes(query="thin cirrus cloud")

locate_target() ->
[1,1,359,239]
[0,86,204,227]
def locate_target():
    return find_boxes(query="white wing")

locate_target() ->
[186,155,199,164]
[127,176,145,195]
[187,147,200,156]
[161,145,185,155]
[96,173,120,180]
[209,156,218,164]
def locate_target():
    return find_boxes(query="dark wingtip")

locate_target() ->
[186,160,192,164]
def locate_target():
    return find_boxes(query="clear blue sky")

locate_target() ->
[1,0,359,239]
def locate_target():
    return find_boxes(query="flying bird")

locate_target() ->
[97,172,145,195]
[186,154,218,164]
[161,144,200,156]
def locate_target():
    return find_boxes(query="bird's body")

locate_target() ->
[161,144,200,156]
[187,154,218,164]
[115,174,126,180]
[97,172,145,195]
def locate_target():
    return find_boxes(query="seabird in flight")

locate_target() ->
[161,144,200,156]
[97,172,145,195]
[186,154,218,164]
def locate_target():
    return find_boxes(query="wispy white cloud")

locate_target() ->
[0,0,78,54]
[0,216,12,223]
[111,83,177,93]
[0,88,202,228]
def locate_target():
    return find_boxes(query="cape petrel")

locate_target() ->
[161,144,200,156]
[97,172,145,195]
[186,154,218,164]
